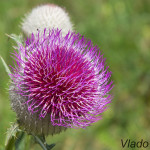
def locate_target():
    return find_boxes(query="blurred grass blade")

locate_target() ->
[0,55,11,76]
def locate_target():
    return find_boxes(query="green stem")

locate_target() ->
[32,134,47,150]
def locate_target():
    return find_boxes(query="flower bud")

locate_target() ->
[21,4,73,37]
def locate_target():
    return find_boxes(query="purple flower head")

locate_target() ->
[10,29,113,130]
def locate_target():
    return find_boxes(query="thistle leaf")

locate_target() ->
[0,55,11,76]
[5,122,20,149]
[6,33,23,45]
[15,132,25,150]
[1,34,23,77]
[46,143,56,150]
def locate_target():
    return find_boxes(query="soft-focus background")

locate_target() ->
[0,0,150,150]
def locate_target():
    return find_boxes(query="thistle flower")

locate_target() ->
[21,4,73,37]
[9,29,113,135]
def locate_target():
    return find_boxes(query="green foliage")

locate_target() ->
[5,122,20,150]
[0,0,150,150]
[0,56,11,76]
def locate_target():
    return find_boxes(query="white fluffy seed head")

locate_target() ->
[21,4,73,37]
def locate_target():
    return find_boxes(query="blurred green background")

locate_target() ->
[0,0,150,150]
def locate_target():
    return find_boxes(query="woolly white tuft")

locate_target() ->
[21,4,73,36]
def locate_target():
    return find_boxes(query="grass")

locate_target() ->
[0,0,150,150]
